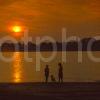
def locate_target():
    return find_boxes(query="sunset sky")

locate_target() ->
[0,0,100,40]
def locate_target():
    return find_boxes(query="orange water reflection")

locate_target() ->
[13,52,23,83]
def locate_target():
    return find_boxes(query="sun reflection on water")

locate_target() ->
[13,52,23,83]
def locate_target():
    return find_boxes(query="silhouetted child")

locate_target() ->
[44,65,49,83]
[51,75,56,82]
[58,63,63,83]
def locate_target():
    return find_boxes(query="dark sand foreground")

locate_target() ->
[0,82,100,100]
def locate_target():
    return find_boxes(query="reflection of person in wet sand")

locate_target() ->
[58,63,63,83]
[44,65,49,83]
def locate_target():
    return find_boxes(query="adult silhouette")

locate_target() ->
[44,65,49,83]
[58,63,63,83]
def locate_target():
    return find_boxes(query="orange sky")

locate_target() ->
[0,0,100,40]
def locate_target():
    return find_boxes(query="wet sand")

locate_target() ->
[0,82,100,100]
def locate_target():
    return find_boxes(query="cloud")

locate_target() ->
[0,0,99,37]
[0,0,21,7]
[0,0,100,22]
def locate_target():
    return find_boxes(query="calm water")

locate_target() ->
[0,51,100,83]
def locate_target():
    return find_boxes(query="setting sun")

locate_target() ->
[12,26,22,33]
[9,25,25,37]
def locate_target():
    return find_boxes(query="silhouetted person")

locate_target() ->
[51,75,56,82]
[58,63,63,83]
[44,65,49,83]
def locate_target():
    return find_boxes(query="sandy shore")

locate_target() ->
[0,82,100,100]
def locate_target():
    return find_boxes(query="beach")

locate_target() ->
[0,82,100,100]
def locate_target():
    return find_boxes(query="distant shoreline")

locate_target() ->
[1,37,100,51]
[1,50,100,52]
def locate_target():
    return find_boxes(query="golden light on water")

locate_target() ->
[13,52,23,83]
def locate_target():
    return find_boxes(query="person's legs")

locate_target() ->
[46,76,49,83]
[45,76,47,83]
[59,76,63,83]
[59,76,61,83]
[60,75,63,82]
[61,77,63,83]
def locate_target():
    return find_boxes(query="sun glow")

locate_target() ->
[12,26,22,33]
[9,25,24,37]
